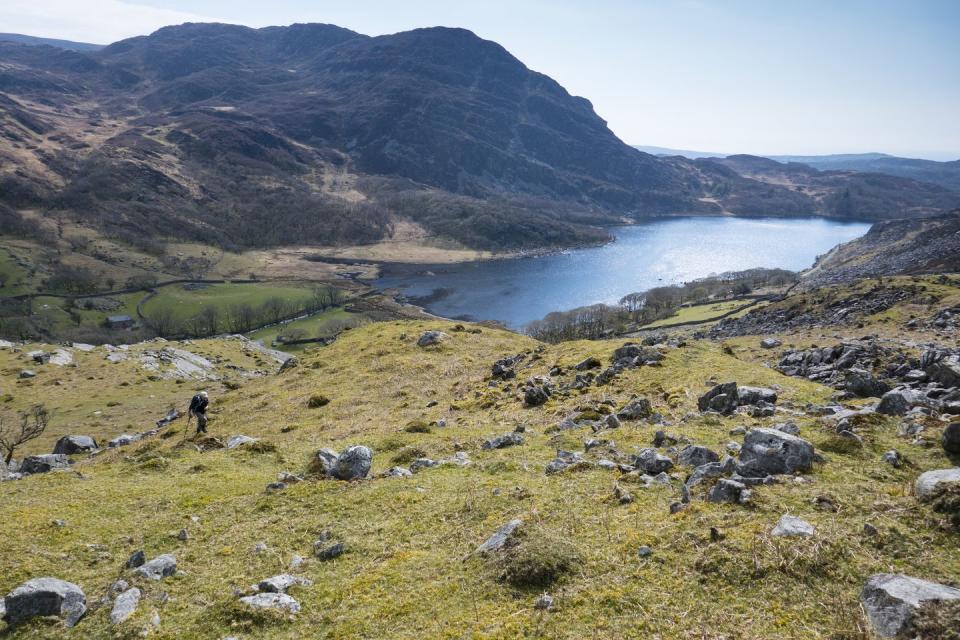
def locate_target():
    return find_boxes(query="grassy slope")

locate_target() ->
[1,306,958,638]
[140,283,319,322]
[641,299,765,329]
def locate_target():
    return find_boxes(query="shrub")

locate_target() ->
[307,394,330,408]
[492,525,580,588]
[391,446,427,465]
[404,420,432,433]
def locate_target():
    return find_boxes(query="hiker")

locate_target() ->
[188,391,209,434]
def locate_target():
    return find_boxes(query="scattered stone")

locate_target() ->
[476,519,522,554]
[844,368,890,398]
[52,435,97,455]
[385,466,413,478]
[604,414,621,429]
[882,450,903,468]
[760,338,782,349]
[416,331,448,347]
[2,577,86,628]
[863,523,879,537]
[18,369,36,379]
[524,386,550,407]
[176,528,189,541]
[773,422,801,436]
[686,457,737,488]
[254,542,268,554]
[20,454,70,475]
[256,574,312,594]
[331,445,373,481]
[652,430,678,447]
[617,396,652,420]
[915,468,960,501]
[574,357,601,371]
[632,448,674,474]
[737,386,778,406]
[860,573,960,638]
[614,484,633,505]
[239,593,300,615]
[126,550,146,568]
[533,594,554,611]
[314,541,344,560]
[110,587,141,624]
[226,435,258,449]
[637,545,653,558]
[877,390,914,416]
[736,428,816,478]
[482,433,524,449]
[134,554,176,580]
[771,514,815,537]
[678,445,719,468]
[942,422,960,455]
[707,479,752,504]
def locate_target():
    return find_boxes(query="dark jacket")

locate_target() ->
[189,394,209,415]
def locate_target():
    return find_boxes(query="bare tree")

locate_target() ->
[145,307,179,337]
[0,405,50,464]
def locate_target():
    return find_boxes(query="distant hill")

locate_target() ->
[0,23,957,253]
[0,32,103,51]
[769,153,960,192]
[632,145,726,159]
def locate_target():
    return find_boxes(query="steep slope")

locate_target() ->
[1,24,957,252]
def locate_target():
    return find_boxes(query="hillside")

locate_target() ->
[2,274,960,638]
[771,154,960,192]
[0,33,103,52]
[1,24,957,254]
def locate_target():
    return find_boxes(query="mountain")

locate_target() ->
[0,32,103,51]
[0,23,957,253]
[769,153,960,192]
[633,144,726,158]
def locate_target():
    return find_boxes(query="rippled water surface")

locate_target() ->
[374,216,871,328]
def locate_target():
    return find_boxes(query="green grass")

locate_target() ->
[642,298,762,328]
[247,307,357,347]
[0,243,39,296]
[140,283,319,323]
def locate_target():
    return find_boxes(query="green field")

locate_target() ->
[641,298,763,328]
[248,307,361,348]
[0,246,36,296]
[141,282,318,322]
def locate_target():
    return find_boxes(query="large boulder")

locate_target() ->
[678,445,719,468]
[844,368,890,398]
[110,587,141,624]
[20,454,70,475]
[698,382,739,415]
[416,331,448,347]
[860,573,960,638]
[52,435,97,455]
[617,396,652,420]
[737,386,778,406]
[331,445,372,481]
[915,468,960,501]
[2,577,86,628]
[707,479,751,504]
[736,428,816,478]
[632,448,674,474]
[877,389,915,416]
[134,554,176,580]
[942,422,960,455]
[927,354,960,388]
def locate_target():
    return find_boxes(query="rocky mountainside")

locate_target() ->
[1,274,959,638]
[801,210,960,286]
[1,23,957,252]
[771,153,960,192]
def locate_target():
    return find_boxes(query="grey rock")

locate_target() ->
[760,338,782,349]
[773,422,800,436]
[20,454,70,475]
[416,331,449,347]
[533,594,554,610]
[942,422,960,455]
[737,386,778,406]
[239,593,300,614]
[110,587,141,624]
[257,574,312,594]
[860,573,960,638]
[678,445,719,468]
[226,435,258,449]
[2,577,86,627]
[915,468,960,501]
[126,550,146,568]
[736,428,816,478]
[844,368,890,398]
[637,545,653,557]
[617,396,652,420]
[332,445,372,481]
[574,357,601,371]
[877,390,914,416]
[134,554,176,580]
[314,541,344,560]
[707,479,752,504]
[482,433,524,449]
[604,414,622,429]
[19,369,36,379]
[771,514,815,537]
[476,518,522,554]
[386,466,412,478]
[311,448,339,476]
[524,386,550,407]
[927,353,960,387]
[698,382,739,415]
[108,434,141,448]
[52,435,97,455]
[882,450,903,468]
[632,448,674,474]
[409,458,438,473]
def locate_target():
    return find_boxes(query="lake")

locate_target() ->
[373,216,871,329]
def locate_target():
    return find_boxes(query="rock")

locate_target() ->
[108,434,141,448]
[386,466,412,478]
[239,593,300,615]
[604,414,621,429]
[737,386,778,406]
[860,573,960,638]
[52,435,97,455]
[882,450,903,468]
[176,528,189,541]
[332,445,372,481]
[309,448,340,476]
[617,396,652,420]
[256,574,312,594]
[574,356,601,371]
[409,458,438,473]
[524,386,550,407]
[707,479,752,504]
[134,554,176,580]
[698,382,739,415]
[632,448,674,474]
[844,368,890,398]
[278,356,299,373]
[533,594,554,610]
[416,331,448,347]
[226,435,258,449]
[476,518,522,554]
[110,587,141,624]
[482,433,524,449]
[20,454,70,475]
[927,354,960,387]
[877,390,913,416]
[126,550,146,568]
[314,541,344,560]
[774,422,800,436]
[49,349,73,366]
[254,542,268,554]
[915,468,960,501]
[942,422,960,455]
[760,338,782,349]
[771,514,815,537]
[686,457,736,487]
[2,577,86,627]
[736,428,816,478]
[678,445,719,468]
[19,369,36,379]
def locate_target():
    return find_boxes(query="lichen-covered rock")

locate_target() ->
[736,428,816,477]
[616,396,652,420]
[134,554,176,580]
[707,479,751,504]
[20,454,70,475]
[475,519,522,554]
[737,386,778,406]
[915,468,960,501]
[678,445,719,468]
[698,382,739,415]
[416,331,448,347]
[52,435,97,455]
[2,577,86,627]
[110,587,141,624]
[239,593,300,614]
[482,433,524,449]
[256,574,312,594]
[860,573,960,638]
[632,448,674,474]
[332,445,372,481]
[771,514,814,537]
[227,435,258,449]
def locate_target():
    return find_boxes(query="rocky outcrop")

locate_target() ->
[736,428,816,477]
[2,577,86,627]
[860,573,960,638]
[52,435,97,455]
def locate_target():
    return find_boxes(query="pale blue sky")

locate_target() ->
[3,0,958,159]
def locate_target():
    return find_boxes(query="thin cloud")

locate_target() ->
[1,0,225,44]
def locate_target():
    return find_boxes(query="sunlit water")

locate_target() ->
[373,216,871,329]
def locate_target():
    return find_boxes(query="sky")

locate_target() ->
[2,0,958,160]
